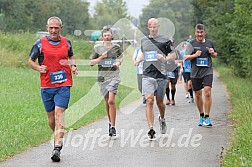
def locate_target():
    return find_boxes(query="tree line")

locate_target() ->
[0,0,251,78]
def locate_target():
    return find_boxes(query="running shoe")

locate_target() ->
[188,98,194,103]
[159,116,167,134]
[109,127,116,137]
[185,94,189,98]
[148,128,156,139]
[198,116,205,126]
[170,100,175,106]
[51,148,61,162]
[204,117,212,126]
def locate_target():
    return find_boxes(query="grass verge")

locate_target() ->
[215,66,252,166]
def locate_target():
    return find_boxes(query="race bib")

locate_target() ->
[99,57,115,67]
[50,70,67,84]
[167,71,175,78]
[144,51,158,61]
[196,58,208,67]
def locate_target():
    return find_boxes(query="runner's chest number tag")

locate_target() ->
[196,58,208,67]
[167,71,175,78]
[100,57,115,67]
[50,70,67,84]
[144,51,158,61]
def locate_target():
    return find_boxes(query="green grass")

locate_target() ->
[0,32,140,161]
[215,66,252,166]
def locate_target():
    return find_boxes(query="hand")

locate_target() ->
[133,60,139,66]
[157,54,165,61]
[71,66,78,75]
[195,50,202,57]
[100,52,108,59]
[39,65,47,73]
[135,61,139,66]
[208,47,215,54]
[112,62,120,70]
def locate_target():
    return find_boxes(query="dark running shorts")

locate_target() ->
[182,72,191,83]
[191,74,213,91]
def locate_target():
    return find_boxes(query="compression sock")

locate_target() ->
[171,89,176,100]
[166,87,170,100]
[188,88,193,98]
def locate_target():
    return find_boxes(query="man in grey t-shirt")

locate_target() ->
[90,28,123,138]
[185,24,217,127]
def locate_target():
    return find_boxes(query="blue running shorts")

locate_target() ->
[41,86,70,112]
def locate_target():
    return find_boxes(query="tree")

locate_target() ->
[0,0,90,34]
[91,0,129,29]
[139,0,194,42]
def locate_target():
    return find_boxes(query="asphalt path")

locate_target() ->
[0,71,232,167]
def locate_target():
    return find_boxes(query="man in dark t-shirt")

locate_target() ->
[185,24,217,127]
[135,18,174,139]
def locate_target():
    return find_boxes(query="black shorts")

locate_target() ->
[167,68,179,85]
[182,72,191,83]
[191,74,213,91]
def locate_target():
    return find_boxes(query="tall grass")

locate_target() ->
[0,32,35,67]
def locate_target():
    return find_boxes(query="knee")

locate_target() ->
[171,84,176,89]
[108,99,115,106]
[195,92,202,99]
[146,97,154,105]
[204,90,211,98]
[157,100,164,108]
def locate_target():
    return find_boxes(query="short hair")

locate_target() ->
[195,24,205,31]
[47,16,63,26]
[101,28,113,36]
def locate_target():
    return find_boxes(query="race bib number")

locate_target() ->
[50,70,67,84]
[196,58,208,67]
[167,71,175,78]
[99,57,115,67]
[144,51,158,61]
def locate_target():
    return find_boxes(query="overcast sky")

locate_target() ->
[87,0,150,18]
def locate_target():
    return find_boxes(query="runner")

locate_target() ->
[132,47,146,105]
[135,18,174,139]
[166,39,183,106]
[90,28,123,137]
[180,42,194,103]
[28,16,78,162]
[185,24,217,126]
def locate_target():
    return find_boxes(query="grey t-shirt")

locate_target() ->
[189,39,216,78]
[90,43,122,78]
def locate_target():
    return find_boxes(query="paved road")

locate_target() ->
[0,72,232,167]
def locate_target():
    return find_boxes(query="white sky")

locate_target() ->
[87,0,150,18]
